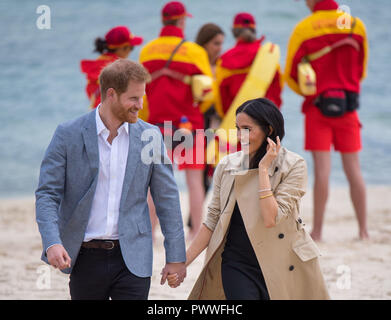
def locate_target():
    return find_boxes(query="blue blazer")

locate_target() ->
[35,109,186,277]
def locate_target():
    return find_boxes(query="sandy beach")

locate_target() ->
[0,185,390,300]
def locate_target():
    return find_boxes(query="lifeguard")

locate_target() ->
[284,0,369,241]
[215,12,283,118]
[81,26,143,108]
[139,1,213,240]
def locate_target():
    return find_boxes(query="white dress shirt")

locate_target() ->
[83,107,129,241]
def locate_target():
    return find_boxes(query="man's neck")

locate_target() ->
[99,103,123,134]
[159,25,184,38]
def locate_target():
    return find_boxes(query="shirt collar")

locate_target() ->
[313,0,339,12]
[223,151,252,175]
[96,105,107,136]
[159,25,184,38]
[95,104,129,136]
[236,35,265,46]
[119,121,129,135]
[223,150,279,177]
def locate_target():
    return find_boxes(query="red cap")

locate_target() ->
[233,12,256,29]
[162,1,192,21]
[105,26,143,49]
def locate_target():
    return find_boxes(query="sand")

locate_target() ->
[0,186,390,300]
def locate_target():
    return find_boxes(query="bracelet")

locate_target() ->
[258,188,272,193]
[259,193,274,200]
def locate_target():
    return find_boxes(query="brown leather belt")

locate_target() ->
[81,240,119,250]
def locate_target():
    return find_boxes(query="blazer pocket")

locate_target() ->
[292,238,321,262]
[137,220,152,234]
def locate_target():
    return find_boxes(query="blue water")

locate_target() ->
[0,0,390,197]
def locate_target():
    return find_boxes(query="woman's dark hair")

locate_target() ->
[236,97,285,169]
[195,23,225,47]
[94,37,115,54]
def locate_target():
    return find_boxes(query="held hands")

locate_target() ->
[46,244,71,270]
[258,136,281,169]
[166,273,180,288]
[160,262,186,288]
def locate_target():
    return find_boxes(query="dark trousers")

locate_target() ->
[221,260,270,300]
[69,245,150,300]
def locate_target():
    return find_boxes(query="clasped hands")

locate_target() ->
[47,244,186,288]
[160,262,186,288]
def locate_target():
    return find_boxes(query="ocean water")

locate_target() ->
[0,0,390,198]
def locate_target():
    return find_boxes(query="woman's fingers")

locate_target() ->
[267,137,276,146]
[267,137,277,152]
[259,136,281,168]
[276,136,281,152]
[167,273,178,281]
[167,273,179,287]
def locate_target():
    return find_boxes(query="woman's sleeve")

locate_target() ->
[203,162,224,231]
[273,157,307,224]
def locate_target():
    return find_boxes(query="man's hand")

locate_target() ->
[47,244,71,270]
[160,262,186,288]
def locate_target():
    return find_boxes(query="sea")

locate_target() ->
[0,0,390,198]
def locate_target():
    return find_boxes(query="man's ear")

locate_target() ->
[106,88,116,101]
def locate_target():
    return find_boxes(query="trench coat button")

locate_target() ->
[298,218,302,224]
[289,265,294,271]
[278,233,284,239]
[274,167,279,173]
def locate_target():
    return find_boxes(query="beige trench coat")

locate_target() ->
[188,148,330,300]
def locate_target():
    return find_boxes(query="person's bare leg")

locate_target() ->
[147,189,158,243]
[311,151,331,241]
[185,169,205,240]
[341,152,369,240]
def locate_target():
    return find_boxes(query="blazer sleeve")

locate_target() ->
[149,130,186,263]
[203,161,224,232]
[35,124,67,252]
[273,157,307,225]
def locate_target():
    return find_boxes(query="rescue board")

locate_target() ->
[206,42,280,166]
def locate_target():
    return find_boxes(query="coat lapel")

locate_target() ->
[220,174,234,211]
[119,121,143,210]
[234,170,262,227]
[81,109,99,178]
[214,173,236,240]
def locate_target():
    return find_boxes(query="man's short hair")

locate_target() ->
[163,19,179,26]
[99,59,150,100]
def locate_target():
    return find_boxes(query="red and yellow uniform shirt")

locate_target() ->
[139,25,213,130]
[215,38,283,117]
[284,0,368,113]
[80,53,119,109]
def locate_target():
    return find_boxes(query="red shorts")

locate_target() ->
[305,106,362,152]
[165,130,206,170]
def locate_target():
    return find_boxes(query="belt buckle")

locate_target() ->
[104,240,115,250]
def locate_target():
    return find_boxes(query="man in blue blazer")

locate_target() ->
[35,59,186,299]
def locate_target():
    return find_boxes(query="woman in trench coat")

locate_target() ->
[168,97,330,300]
